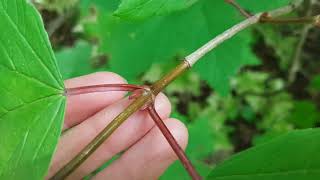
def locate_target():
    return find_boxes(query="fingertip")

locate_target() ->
[94,72,128,84]
[153,93,172,120]
[147,118,189,161]
[91,118,189,180]
[160,118,189,154]
[65,72,127,88]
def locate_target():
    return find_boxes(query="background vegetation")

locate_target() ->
[33,0,320,178]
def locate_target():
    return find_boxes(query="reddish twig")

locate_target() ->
[225,0,319,26]
[147,105,202,180]
[225,0,252,18]
[65,84,144,96]
[51,62,189,180]
[260,13,317,24]
[64,83,202,179]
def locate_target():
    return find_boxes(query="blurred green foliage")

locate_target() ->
[56,41,95,79]
[35,0,320,179]
[79,0,262,95]
[310,74,320,92]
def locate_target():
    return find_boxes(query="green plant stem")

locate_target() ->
[50,61,189,180]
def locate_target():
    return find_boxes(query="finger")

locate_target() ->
[93,118,188,180]
[48,93,171,179]
[64,72,127,130]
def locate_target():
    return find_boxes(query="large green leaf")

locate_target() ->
[208,129,320,180]
[113,0,293,20]
[193,0,259,95]
[238,0,293,12]
[114,0,199,20]
[309,74,320,92]
[288,101,320,129]
[0,0,65,179]
[83,0,295,95]
[99,2,212,79]
[92,0,259,95]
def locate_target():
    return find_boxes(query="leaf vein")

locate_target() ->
[118,0,154,16]
[0,64,60,91]
[1,7,61,87]
[0,94,61,119]
[13,131,29,169]
[0,38,16,70]
[32,99,63,161]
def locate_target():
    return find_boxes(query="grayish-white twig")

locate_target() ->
[288,24,312,83]
[185,14,261,66]
[185,0,304,67]
[289,0,315,83]
[47,10,75,37]
[268,0,303,17]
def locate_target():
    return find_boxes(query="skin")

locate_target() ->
[47,72,189,180]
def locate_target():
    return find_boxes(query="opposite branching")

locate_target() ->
[51,0,317,179]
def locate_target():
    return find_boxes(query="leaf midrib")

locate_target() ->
[0,93,63,119]
[0,4,62,88]
[0,64,61,91]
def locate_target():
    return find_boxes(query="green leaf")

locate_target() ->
[309,74,320,92]
[194,0,260,95]
[114,0,293,20]
[188,118,215,159]
[288,101,320,129]
[94,0,259,95]
[161,114,214,179]
[56,41,94,79]
[208,129,320,180]
[0,0,65,179]
[114,0,198,20]
[98,2,211,79]
[238,0,293,12]
[161,159,212,180]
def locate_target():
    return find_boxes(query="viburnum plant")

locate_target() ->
[1,0,320,180]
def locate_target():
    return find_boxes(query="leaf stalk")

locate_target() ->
[51,61,190,180]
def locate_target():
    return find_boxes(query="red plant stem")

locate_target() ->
[225,0,252,18]
[147,105,202,180]
[65,84,143,96]
[260,13,316,24]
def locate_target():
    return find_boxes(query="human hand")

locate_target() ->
[47,72,188,180]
